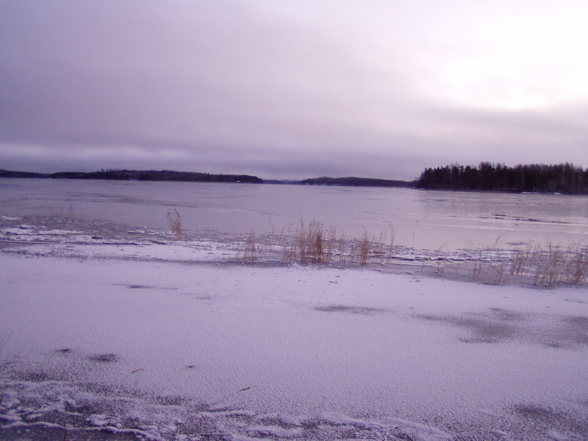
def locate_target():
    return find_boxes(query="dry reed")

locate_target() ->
[241,232,258,263]
[281,220,397,266]
[196,216,586,288]
[166,209,183,240]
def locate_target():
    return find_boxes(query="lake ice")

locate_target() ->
[0,179,587,440]
[1,178,587,251]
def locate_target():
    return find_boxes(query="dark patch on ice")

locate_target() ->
[415,313,439,321]
[64,400,112,416]
[454,319,517,343]
[512,404,588,435]
[487,307,525,321]
[192,293,214,300]
[542,341,563,349]
[550,316,588,347]
[416,308,588,348]
[514,404,556,420]
[114,283,177,290]
[314,304,385,315]
[389,432,416,441]
[565,315,588,332]
[186,364,196,369]
[54,347,74,355]
[415,309,521,343]
[255,415,298,429]
[13,370,53,382]
[152,395,188,406]
[88,353,119,363]
[300,417,328,429]
[538,316,588,349]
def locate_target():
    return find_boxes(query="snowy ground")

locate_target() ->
[1,216,587,441]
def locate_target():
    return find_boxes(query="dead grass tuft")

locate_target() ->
[241,232,258,263]
[282,220,396,266]
[166,209,183,240]
[532,244,587,287]
[229,220,586,288]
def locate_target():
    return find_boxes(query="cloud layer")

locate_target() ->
[1,0,587,179]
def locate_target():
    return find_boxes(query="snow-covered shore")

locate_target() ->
[1,220,587,440]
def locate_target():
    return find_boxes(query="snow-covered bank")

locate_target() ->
[1,247,587,440]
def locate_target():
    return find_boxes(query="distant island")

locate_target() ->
[0,169,414,188]
[416,163,588,195]
[300,176,414,187]
[267,176,414,188]
[0,169,262,184]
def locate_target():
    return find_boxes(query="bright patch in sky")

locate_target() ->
[426,3,588,110]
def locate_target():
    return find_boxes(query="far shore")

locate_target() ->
[3,164,587,194]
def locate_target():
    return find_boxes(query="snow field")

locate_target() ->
[1,250,587,440]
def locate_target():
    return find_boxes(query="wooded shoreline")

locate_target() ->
[2,162,587,194]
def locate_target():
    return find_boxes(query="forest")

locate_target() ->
[416,163,588,194]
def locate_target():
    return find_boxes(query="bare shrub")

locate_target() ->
[239,218,586,288]
[281,221,395,266]
[331,230,349,264]
[387,228,396,260]
[354,231,371,265]
[466,242,587,287]
[470,248,507,285]
[519,243,588,287]
[510,246,532,276]
[434,258,448,277]
[486,260,507,285]
[533,244,563,287]
[471,251,484,281]
[166,209,183,240]
[472,260,507,285]
[565,248,587,285]
[295,220,327,264]
[349,230,397,266]
[242,232,258,263]
[370,231,390,264]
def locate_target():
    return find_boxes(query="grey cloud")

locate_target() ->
[1,0,587,180]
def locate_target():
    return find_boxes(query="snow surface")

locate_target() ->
[1,232,588,440]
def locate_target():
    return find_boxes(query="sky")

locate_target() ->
[1,0,587,180]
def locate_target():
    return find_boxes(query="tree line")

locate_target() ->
[0,169,262,184]
[416,163,588,194]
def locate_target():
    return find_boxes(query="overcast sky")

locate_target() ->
[1,0,587,179]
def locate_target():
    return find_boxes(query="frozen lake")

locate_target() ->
[1,178,587,251]
[1,178,587,440]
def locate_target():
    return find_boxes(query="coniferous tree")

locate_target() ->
[416,163,588,194]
